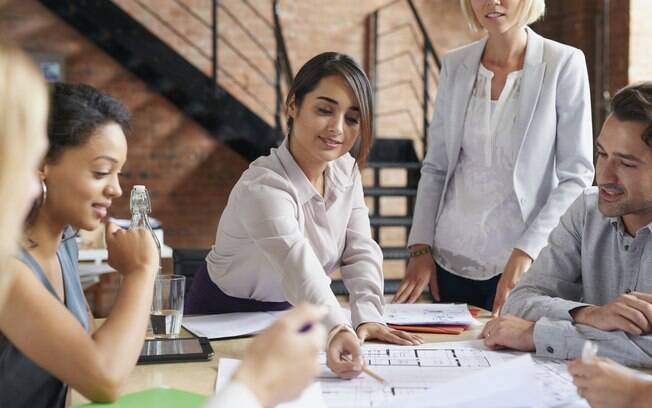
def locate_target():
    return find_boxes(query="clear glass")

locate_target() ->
[151,274,185,338]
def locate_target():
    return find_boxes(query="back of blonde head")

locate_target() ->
[0,43,48,308]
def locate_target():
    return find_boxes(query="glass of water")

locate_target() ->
[151,274,185,338]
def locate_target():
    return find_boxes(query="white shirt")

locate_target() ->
[206,139,385,331]
[434,64,526,280]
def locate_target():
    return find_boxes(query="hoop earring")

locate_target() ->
[40,179,47,207]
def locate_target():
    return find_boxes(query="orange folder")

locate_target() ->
[388,307,481,335]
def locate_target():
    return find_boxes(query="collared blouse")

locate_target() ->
[206,139,384,331]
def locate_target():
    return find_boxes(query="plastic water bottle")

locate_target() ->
[129,185,161,272]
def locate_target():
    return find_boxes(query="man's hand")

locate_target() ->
[480,315,535,351]
[492,249,532,316]
[571,292,652,336]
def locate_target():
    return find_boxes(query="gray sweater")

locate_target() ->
[503,187,652,367]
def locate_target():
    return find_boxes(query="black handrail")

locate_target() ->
[272,0,294,134]
[272,0,293,87]
[370,0,442,149]
[134,0,293,132]
[405,0,441,69]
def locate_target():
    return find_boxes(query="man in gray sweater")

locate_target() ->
[480,82,652,367]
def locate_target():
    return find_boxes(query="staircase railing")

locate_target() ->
[126,0,293,134]
[368,0,441,154]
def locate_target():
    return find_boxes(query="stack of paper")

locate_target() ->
[182,311,285,340]
[383,304,477,334]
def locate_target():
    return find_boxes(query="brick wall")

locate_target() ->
[0,0,249,254]
[532,0,630,133]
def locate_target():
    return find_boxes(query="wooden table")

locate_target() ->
[71,307,492,405]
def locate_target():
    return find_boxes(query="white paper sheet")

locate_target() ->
[384,354,542,407]
[216,357,327,408]
[182,311,285,339]
[383,303,475,326]
[318,340,588,408]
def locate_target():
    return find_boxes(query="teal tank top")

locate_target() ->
[0,228,89,408]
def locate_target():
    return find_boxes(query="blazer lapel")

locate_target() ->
[447,38,486,173]
[514,27,547,157]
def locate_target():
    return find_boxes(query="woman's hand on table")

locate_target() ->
[233,304,326,407]
[492,248,532,317]
[357,322,423,346]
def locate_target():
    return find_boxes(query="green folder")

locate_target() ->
[74,388,208,408]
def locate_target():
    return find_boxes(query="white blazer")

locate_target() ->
[408,26,595,259]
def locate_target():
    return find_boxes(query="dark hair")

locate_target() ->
[25,83,130,228]
[285,52,374,168]
[46,82,130,162]
[611,82,652,148]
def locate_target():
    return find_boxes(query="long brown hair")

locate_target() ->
[285,52,374,169]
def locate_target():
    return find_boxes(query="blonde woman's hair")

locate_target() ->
[0,43,48,307]
[460,0,545,32]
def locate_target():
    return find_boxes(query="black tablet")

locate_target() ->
[138,337,214,364]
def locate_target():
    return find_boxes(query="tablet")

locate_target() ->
[138,337,214,364]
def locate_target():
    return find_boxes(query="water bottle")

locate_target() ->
[129,185,168,337]
[129,185,161,272]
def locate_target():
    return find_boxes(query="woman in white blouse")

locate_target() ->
[393,0,594,314]
[187,52,422,379]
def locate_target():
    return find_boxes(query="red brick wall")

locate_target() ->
[532,0,630,133]
[0,0,249,253]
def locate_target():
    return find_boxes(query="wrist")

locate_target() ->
[327,324,357,346]
[408,245,432,258]
[570,305,594,324]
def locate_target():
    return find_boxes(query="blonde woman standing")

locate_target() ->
[394,0,594,315]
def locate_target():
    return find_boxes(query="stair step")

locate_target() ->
[369,216,412,227]
[366,161,421,170]
[382,247,409,260]
[364,187,417,197]
[368,138,419,163]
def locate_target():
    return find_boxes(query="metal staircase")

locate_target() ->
[38,0,292,161]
